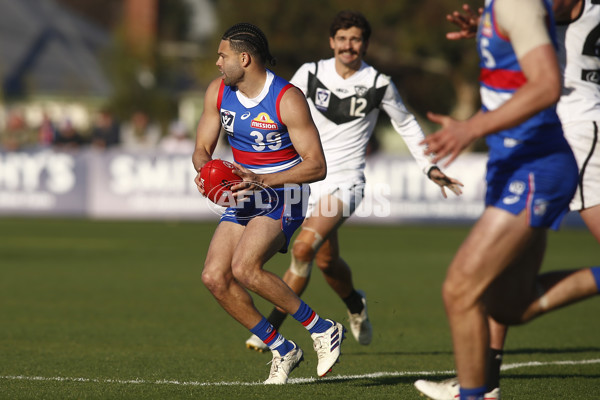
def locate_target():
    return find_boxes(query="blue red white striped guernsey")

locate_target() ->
[476,0,564,164]
[217,70,302,173]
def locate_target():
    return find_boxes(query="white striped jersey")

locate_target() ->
[290,58,434,184]
[556,0,600,124]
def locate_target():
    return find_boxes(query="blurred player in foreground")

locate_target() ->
[415,1,600,399]
[193,22,346,384]
[245,10,463,352]
[413,1,600,399]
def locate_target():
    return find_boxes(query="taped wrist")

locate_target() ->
[427,166,440,179]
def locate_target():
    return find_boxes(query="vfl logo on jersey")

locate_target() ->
[315,88,331,111]
[221,109,236,136]
[250,112,278,130]
[354,85,368,97]
[481,12,493,38]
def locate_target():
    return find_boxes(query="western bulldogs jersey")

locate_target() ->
[217,70,301,174]
[291,58,433,183]
[477,0,566,164]
[556,0,600,124]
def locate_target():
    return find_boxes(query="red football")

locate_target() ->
[199,159,242,206]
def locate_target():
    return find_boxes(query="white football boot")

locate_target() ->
[414,377,459,399]
[414,377,501,400]
[485,388,501,400]
[347,289,372,345]
[264,341,304,384]
[311,319,345,377]
[246,334,269,352]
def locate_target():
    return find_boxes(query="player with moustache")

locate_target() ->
[193,22,346,385]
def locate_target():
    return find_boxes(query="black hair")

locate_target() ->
[222,23,276,66]
[329,10,371,41]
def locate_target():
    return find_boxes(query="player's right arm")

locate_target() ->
[423,0,561,166]
[193,77,224,194]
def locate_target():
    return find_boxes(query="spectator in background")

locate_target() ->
[37,113,57,148]
[158,120,195,154]
[1,109,38,151]
[120,111,161,152]
[91,108,120,150]
[53,119,86,150]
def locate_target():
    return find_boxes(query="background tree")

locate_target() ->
[203,0,481,135]
[56,0,484,148]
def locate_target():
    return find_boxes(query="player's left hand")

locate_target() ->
[230,163,263,197]
[428,167,464,198]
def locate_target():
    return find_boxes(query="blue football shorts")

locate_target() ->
[485,149,578,230]
[220,184,310,253]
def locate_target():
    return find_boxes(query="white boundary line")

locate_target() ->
[1,358,599,387]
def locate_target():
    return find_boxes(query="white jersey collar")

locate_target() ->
[235,70,275,108]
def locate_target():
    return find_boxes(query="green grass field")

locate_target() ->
[0,218,598,399]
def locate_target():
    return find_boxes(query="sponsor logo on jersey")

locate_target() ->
[221,109,236,136]
[354,85,368,97]
[336,88,349,94]
[250,112,278,130]
[315,88,331,110]
[481,13,493,37]
[241,111,251,120]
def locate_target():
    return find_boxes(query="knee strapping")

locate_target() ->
[289,227,323,278]
[290,255,312,278]
[301,227,324,251]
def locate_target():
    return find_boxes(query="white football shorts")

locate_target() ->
[563,120,600,211]
[306,178,366,219]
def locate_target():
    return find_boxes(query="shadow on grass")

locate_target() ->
[344,346,600,357]
[503,347,600,355]
[298,371,600,388]
[500,372,600,380]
